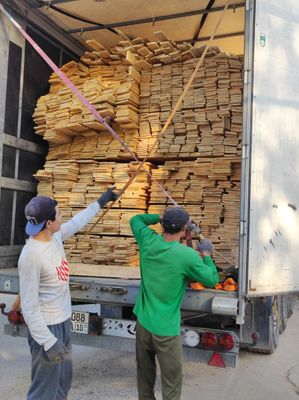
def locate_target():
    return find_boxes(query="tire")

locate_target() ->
[278,295,288,334]
[249,297,279,354]
[287,294,294,318]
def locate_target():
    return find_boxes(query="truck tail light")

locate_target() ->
[201,332,217,349]
[218,333,235,351]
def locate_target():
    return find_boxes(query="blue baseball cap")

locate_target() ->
[25,196,57,236]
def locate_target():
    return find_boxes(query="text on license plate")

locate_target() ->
[71,311,89,334]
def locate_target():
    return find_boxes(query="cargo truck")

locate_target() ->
[0,0,298,367]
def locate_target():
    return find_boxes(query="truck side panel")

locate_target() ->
[248,0,299,295]
[0,12,77,266]
[0,15,28,261]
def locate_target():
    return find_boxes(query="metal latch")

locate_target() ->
[98,286,128,295]
[69,283,90,291]
[242,144,249,160]
[246,0,254,11]
[4,279,11,291]
[240,220,248,236]
[243,69,251,85]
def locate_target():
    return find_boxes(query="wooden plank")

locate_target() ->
[128,66,141,83]
[86,39,106,51]
[115,29,133,44]
[134,59,152,70]
[69,263,140,279]
[126,50,138,65]
[154,31,170,41]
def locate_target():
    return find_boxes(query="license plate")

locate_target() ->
[71,311,89,334]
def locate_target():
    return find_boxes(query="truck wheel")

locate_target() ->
[287,295,294,318]
[249,297,279,354]
[278,295,287,334]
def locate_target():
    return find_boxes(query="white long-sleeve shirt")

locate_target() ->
[18,202,100,350]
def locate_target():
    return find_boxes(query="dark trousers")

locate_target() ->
[27,319,72,400]
[136,321,183,400]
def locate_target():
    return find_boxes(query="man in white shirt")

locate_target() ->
[18,188,118,400]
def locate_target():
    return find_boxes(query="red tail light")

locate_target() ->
[201,332,217,349]
[218,333,235,351]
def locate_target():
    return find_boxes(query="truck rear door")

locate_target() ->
[241,0,299,296]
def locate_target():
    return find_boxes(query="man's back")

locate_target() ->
[130,214,218,336]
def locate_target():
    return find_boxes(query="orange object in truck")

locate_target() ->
[190,282,206,290]
[222,278,238,292]
[214,283,223,290]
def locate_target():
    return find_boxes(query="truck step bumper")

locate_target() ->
[4,323,238,368]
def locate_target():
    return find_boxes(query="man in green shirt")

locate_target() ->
[130,208,218,400]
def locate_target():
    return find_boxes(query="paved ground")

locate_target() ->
[1,293,299,400]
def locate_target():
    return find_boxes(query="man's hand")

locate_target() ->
[196,239,213,256]
[97,187,119,208]
[45,339,68,363]
[186,220,201,235]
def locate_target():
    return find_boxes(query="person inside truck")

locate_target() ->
[130,208,218,400]
[18,188,118,400]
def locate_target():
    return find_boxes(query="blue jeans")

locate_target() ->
[27,319,72,400]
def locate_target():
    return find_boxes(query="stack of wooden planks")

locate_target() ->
[33,64,140,145]
[45,128,140,161]
[35,160,151,209]
[138,54,243,158]
[81,36,220,68]
[64,235,139,266]
[34,160,152,265]
[148,157,241,267]
[33,37,243,271]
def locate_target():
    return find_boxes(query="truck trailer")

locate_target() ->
[0,0,298,368]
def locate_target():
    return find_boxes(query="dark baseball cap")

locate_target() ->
[25,196,57,236]
[162,207,190,233]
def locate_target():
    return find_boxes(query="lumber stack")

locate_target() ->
[33,169,53,197]
[34,42,242,162]
[46,128,140,161]
[148,157,241,267]
[138,54,243,158]
[34,160,152,266]
[35,161,79,207]
[81,36,220,67]
[48,61,89,93]
[57,207,138,236]
[64,235,139,266]
[33,37,244,271]
[33,64,140,145]
[35,160,151,210]
[60,208,141,265]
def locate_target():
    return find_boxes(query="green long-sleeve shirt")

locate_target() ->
[130,214,218,336]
